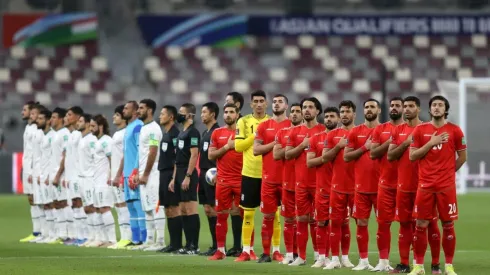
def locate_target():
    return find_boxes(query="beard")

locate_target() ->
[93,130,100,136]
[431,114,444,120]
[225,118,235,126]
[37,123,44,129]
[139,113,147,121]
[273,109,285,116]
[389,112,402,120]
[326,122,337,130]
[365,113,378,122]
[341,118,352,127]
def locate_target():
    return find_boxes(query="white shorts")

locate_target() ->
[32,180,43,205]
[54,176,69,202]
[80,177,95,206]
[140,172,160,212]
[94,185,114,208]
[69,176,82,200]
[22,170,33,195]
[112,186,125,205]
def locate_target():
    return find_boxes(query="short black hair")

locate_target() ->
[162,105,178,121]
[114,105,124,116]
[404,96,421,107]
[364,98,380,107]
[251,90,266,100]
[301,97,323,114]
[224,103,239,112]
[68,106,83,116]
[390,96,404,104]
[290,103,301,110]
[202,102,220,119]
[81,113,92,124]
[181,103,196,115]
[339,100,356,112]
[25,101,39,110]
[273,94,288,104]
[429,95,450,118]
[140,98,157,115]
[38,108,52,119]
[92,114,110,135]
[52,107,67,118]
[226,92,244,111]
[324,106,340,116]
[32,104,45,111]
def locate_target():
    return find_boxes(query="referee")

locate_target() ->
[198,102,220,256]
[157,105,181,253]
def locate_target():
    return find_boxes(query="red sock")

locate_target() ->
[293,223,298,254]
[216,213,229,248]
[284,221,295,253]
[377,221,392,259]
[316,225,327,256]
[261,216,274,255]
[442,223,456,265]
[296,221,308,260]
[309,221,317,252]
[413,226,428,264]
[330,220,342,257]
[325,224,331,257]
[399,222,413,266]
[251,229,255,249]
[428,219,441,265]
[341,222,351,256]
[356,225,369,259]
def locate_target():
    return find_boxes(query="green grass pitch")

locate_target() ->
[0,193,488,274]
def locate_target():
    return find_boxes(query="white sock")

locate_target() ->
[38,207,46,236]
[342,255,350,261]
[95,213,104,242]
[319,254,326,260]
[286,252,293,258]
[332,256,340,262]
[102,211,117,243]
[155,206,166,245]
[273,246,280,253]
[57,208,67,239]
[30,206,40,234]
[218,247,225,253]
[80,208,89,239]
[117,206,131,241]
[87,212,96,241]
[47,209,56,238]
[64,206,75,239]
[73,207,83,240]
[145,210,155,244]
[243,245,251,254]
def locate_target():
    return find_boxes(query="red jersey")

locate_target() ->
[276,127,295,191]
[255,118,291,184]
[372,122,398,189]
[308,131,332,196]
[210,127,243,186]
[411,122,466,192]
[287,124,326,189]
[392,123,418,192]
[347,124,379,193]
[325,128,354,194]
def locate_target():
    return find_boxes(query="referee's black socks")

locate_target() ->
[207,216,217,249]
[231,214,243,249]
[168,216,183,249]
[183,214,200,249]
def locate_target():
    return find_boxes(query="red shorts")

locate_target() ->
[377,187,397,222]
[295,187,315,216]
[215,183,241,212]
[353,192,377,219]
[413,187,458,221]
[329,191,354,221]
[395,191,416,222]
[314,193,330,221]
[260,181,282,214]
[281,189,295,218]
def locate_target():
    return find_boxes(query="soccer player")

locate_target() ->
[273,103,303,264]
[198,102,220,256]
[253,94,291,263]
[132,99,165,251]
[208,103,243,260]
[169,103,201,254]
[108,105,132,249]
[343,98,381,271]
[321,100,356,270]
[225,91,244,117]
[234,90,270,262]
[408,95,466,275]
[369,97,404,271]
[285,97,326,266]
[306,106,340,268]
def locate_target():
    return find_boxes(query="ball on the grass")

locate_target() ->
[205,168,217,186]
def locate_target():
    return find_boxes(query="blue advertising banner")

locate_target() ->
[248,15,490,36]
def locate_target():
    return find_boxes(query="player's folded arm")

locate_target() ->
[343,146,362,162]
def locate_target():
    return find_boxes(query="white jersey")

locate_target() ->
[78,132,97,178]
[31,128,44,179]
[65,130,82,182]
[111,128,125,179]
[22,124,37,176]
[138,121,162,175]
[50,127,70,178]
[93,135,112,185]
[40,129,55,181]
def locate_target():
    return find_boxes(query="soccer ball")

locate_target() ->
[205,168,217,186]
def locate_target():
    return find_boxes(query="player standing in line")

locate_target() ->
[108,105,132,249]
[225,91,244,118]
[208,103,243,260]
[344,99,381,271]
[273,103,303,264]
[157,105,182,253]
[253,94,290,263]
[388,96,441,274]
[169,103,201,254]
[321,100,356,270]
[369,97,404,271]
[306,106,340,268]
[408,96,466,275]
[285,97,326,266]
[234,90,270,262]
[19,101,42,242]
[131,99,165,251]
[198,102,220,256]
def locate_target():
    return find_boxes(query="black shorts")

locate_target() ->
[175,167,198,202]
[240,175,262,209]
[198,168,216,206]
[159,169,180,207]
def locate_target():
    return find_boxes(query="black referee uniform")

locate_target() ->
[158,124,180,207]
[198,122,219,206]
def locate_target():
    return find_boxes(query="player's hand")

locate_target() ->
[27,175,32,184]
[226,136,235,149]
[364,136,373,150]
[62,180,66,188]
[44,178,49,186]
[139,174,148,185]
[181,177,190,191]
[301,135,310,149]
[168,179,175,193]
[52,175,60,186]
[429,131,449,146]
[129,174,139,190]
[337,135,347,148]
[112,175,121,186]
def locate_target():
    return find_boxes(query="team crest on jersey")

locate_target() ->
[63,135,68,141]
[102,142,108,148]
[89,141,95,148]
[462,137,466,145]
[149,133,155,139]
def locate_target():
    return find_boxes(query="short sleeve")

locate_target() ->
[62,133,69,151]
[235,118,245,140]
[102,139,112,156]
[286,127,296,147]
[371,125,382,144]
[148,131,160,147]
[255,121,266,142]
[346,128,357,149]
[391,126,400,145]
[453,126,467,151]
[307,134,317,154]
[189,128,200,148]
[410,126,422,149]
[210,130,218,148]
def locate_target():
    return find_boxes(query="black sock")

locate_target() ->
[231,214,242,249]
[182,215,192,247]
[189,214,200,248]
[168,216,183,249]
[208,216,217,249]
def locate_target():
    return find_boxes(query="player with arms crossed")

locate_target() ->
[273,103,303,264]
[253,94,290,263]
[234,90,270,262]
[408,95,467,275]
[285,97,325,266]
[207,103,243,260]
[387,96,441,274]
[306,106,340,268]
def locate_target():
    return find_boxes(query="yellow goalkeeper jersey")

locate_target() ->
[234,113,270,179]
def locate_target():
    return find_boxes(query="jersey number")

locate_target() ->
[432,144,443,150]
[448,203,457,215]
[250,125,254,133]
